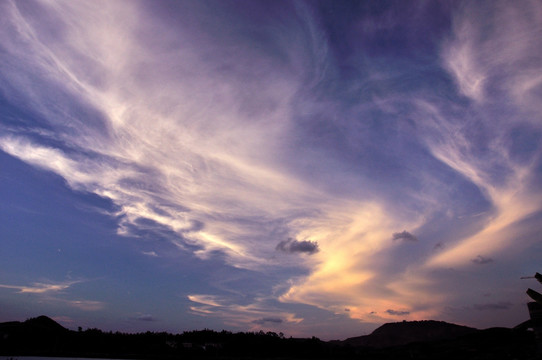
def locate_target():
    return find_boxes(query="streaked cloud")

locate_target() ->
[0,280,105,311]
[67,300,105,311]
[142,251,158,257]
[442,20,486,102]
[187,295,223,308]
[0,281,76,294]
[188,294,302,331]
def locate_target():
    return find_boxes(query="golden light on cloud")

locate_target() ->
[280,201,431,323]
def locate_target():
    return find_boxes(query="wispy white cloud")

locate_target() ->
[0,0,316,270]
[0,279,105,311]
[442,24,486,102]
[142,251,158,257]
[187,295,223,308]
[0,280,76,294]
[188,294,302,331]
[423,1,542,266]
[443,0,542,111]
[66,299,105,311]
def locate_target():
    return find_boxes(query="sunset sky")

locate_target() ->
[1,0,542,340]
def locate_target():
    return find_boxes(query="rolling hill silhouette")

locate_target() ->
[0,315,537,359]
[339,320,476,348]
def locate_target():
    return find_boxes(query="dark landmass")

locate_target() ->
[337,320,477,348]
[0,316,538,359]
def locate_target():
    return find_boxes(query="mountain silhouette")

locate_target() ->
[22,315,69,332]
[0,316,70,356]
[339,320,476,348]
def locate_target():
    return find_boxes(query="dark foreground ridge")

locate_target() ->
[0,316,537,359]
[337,320,477,348]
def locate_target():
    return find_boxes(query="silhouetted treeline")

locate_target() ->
[0,316,538,359]
[0,316,347,359]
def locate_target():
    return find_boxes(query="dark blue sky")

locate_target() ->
[1,0,542,339]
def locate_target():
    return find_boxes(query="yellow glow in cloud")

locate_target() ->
[280,202,432,323]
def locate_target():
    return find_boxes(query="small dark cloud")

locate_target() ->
[189,219,205,232]
[344,308,350,312]
[473,302,512,311]
[136,314,156,322]
[433,242,445,251]
[252,317,283,325]
[276,238,319,254]
[471,255,493,264]
[386,309,410,316]
[392,230,417,242]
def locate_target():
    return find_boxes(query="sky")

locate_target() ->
[1,0,542,341]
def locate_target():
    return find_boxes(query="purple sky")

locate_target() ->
[1,0,542,340]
